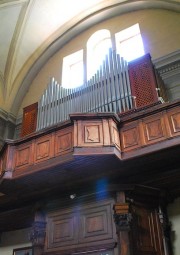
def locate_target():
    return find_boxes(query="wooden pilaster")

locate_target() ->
[29,210,46,255]
[113,192,132,255]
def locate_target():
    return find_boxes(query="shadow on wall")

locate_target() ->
[168,197,180,255]
[0,228,32,255]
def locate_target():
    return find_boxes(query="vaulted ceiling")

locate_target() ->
[0,0,179,116]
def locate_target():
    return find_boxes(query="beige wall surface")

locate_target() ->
[0,228,31,255]
[18,9,180,116]
[168,198,180,255]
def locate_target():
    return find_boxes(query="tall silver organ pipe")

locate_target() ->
[37,49,133,131]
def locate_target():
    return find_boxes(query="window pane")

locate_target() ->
[119,34,144,61]
[87,29,112,80]
[62,50,83,88]
[115,24,145,62]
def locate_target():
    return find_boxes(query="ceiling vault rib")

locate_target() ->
[3,0,36,100]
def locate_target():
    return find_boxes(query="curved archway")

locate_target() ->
[10,1,180,116]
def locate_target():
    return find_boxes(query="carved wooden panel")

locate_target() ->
[131,205,164,255]
[143,115,166,144]
[21,102,38,137]
[109,119,120,148]
[79,202,113,243]
[34,134,54,163]
[77,120,104,147]
[47,213,78,249]
[128,54,158,108]
[168,108,180,136]
[55,128,73,156]
[85,125,100,143]
[120,122,140,151]
[46,199,115,253]
[15,143,32,168]
[112,126,120,148]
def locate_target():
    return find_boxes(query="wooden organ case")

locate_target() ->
[1,52,178,255]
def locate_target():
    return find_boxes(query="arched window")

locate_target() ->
[62,49,84,88]
[115,23,145,62]
[87,29,112,80]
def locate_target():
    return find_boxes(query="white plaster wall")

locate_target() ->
[0,228,31,255]
[168,197,180,255]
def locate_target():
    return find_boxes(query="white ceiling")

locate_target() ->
[0,0,179,116]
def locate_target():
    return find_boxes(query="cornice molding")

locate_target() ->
[153,50,180,79]
[0,108,16,123]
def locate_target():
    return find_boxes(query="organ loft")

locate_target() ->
[0,3,180,255]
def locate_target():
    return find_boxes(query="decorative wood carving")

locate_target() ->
[35,135,53,163]
[109,119,120,148]
[113,203,132,231]
[128,54,159,108]
[73,116,120,148]
[145,119,163,140]
[169,110,180,135]
[121,124,140,151]
[143,115,165,143]
[46,200,115,253]
[171,112,180,132]
[78,203,113,243]
[55,128,73,156]
[47,214,78,248]
[15,144,32,168]
[112,127,120,148]
[21,102,38,137]
[77,120,104,147]
[131,205,164,255]
[0,103,179,179]
[36,141,49,160]
[85,125,100,143]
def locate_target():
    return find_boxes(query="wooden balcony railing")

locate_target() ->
[0,100,179,181]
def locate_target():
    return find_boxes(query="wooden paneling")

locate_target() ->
[21,102,38,137]
[34,134,54,163]
[142,114,166,144]
[47,213,78,248]
[74,117,120,148]
[55,127,73,156]
[120,108,180,152]
[167,107,180,136]
[79,203,113,243]
[80,120,104,147]
[0,103,179,178]
[13,126,73,175]
[15,143,32,168]
[131,205,164,255]
[121,122,140,151]
[109,119,120,148]
[46,200,115,253]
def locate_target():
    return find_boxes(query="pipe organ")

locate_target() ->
[20,52,166,137]
[1,51,179,255]
[36,49,133,131]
